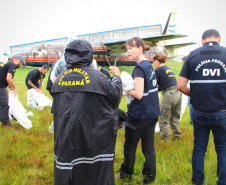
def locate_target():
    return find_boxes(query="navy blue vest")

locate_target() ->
[127,60,160,121]
[189,42,226,111]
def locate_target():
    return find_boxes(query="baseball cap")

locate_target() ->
[15,55,26,65]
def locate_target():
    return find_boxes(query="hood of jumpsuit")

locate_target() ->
[64,39,93,68]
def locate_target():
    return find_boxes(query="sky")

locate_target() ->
[1,0,226,56]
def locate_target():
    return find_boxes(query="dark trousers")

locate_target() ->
[0,88,9,125]
[120,117,158,182]
[192,109,226,185]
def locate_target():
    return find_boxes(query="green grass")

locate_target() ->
[0,62,219,184]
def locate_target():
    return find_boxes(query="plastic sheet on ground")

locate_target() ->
[120,71,134,104]
[8,91,32,129]
[49,121,54,133]
[155,122,160,132]
[27,88,52,110]
[180,93,188,121]
[27,111,33,117]
[36,93,52,107]
[155,94,161,132]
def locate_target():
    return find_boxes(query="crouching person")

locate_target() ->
[25,64,49,94]
[51,38,122,185]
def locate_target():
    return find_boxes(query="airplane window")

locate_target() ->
[36,48,41,52]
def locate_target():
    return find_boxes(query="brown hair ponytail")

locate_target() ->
[153,53,167,63]
[144,44,151,51]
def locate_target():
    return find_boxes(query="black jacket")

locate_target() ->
[51,39,122,185]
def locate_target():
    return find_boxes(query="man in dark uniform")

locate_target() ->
[0,55,25,126]
[51,38,122,185]
[25,64,49,93]
[177,29,226,185]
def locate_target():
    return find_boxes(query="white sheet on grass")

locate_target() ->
[155,122,160,132]
[8,91,33,129]
[180,92,188,121]
[49,121,54,133]
[27,88,52,110]
[155,93,161,133]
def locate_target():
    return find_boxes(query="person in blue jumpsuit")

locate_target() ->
[177,29,226,185]
[111,37,160,184]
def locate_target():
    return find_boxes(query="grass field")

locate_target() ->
[0,62,219,185]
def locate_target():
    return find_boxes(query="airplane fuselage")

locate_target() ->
[9,43,159,66]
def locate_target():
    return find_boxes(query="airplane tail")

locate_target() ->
[162,12,177,35]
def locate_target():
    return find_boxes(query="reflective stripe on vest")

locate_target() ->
[143,87,158,96]
[190,79,226,83]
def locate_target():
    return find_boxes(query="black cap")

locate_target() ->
[15,55,26,65]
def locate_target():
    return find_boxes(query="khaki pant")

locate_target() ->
[159,89,182,140]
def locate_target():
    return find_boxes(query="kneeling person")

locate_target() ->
[25,65,49,93]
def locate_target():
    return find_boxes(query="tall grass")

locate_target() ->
[0,62,219,184]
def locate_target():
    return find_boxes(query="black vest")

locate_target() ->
[128,60,160,121]
[189,42,226,111]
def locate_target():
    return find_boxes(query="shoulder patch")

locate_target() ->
[148,64,153,69]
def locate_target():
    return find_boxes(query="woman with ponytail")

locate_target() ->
[153,53,182,141]
[111,37,160,184]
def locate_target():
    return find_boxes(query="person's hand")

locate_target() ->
[12,88,17,97]
[97,66,101,71]
[109,66,120,76]
[37,89,42,94]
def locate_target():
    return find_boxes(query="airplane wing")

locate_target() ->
[103,34,189,53]
[165,42,197,49]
